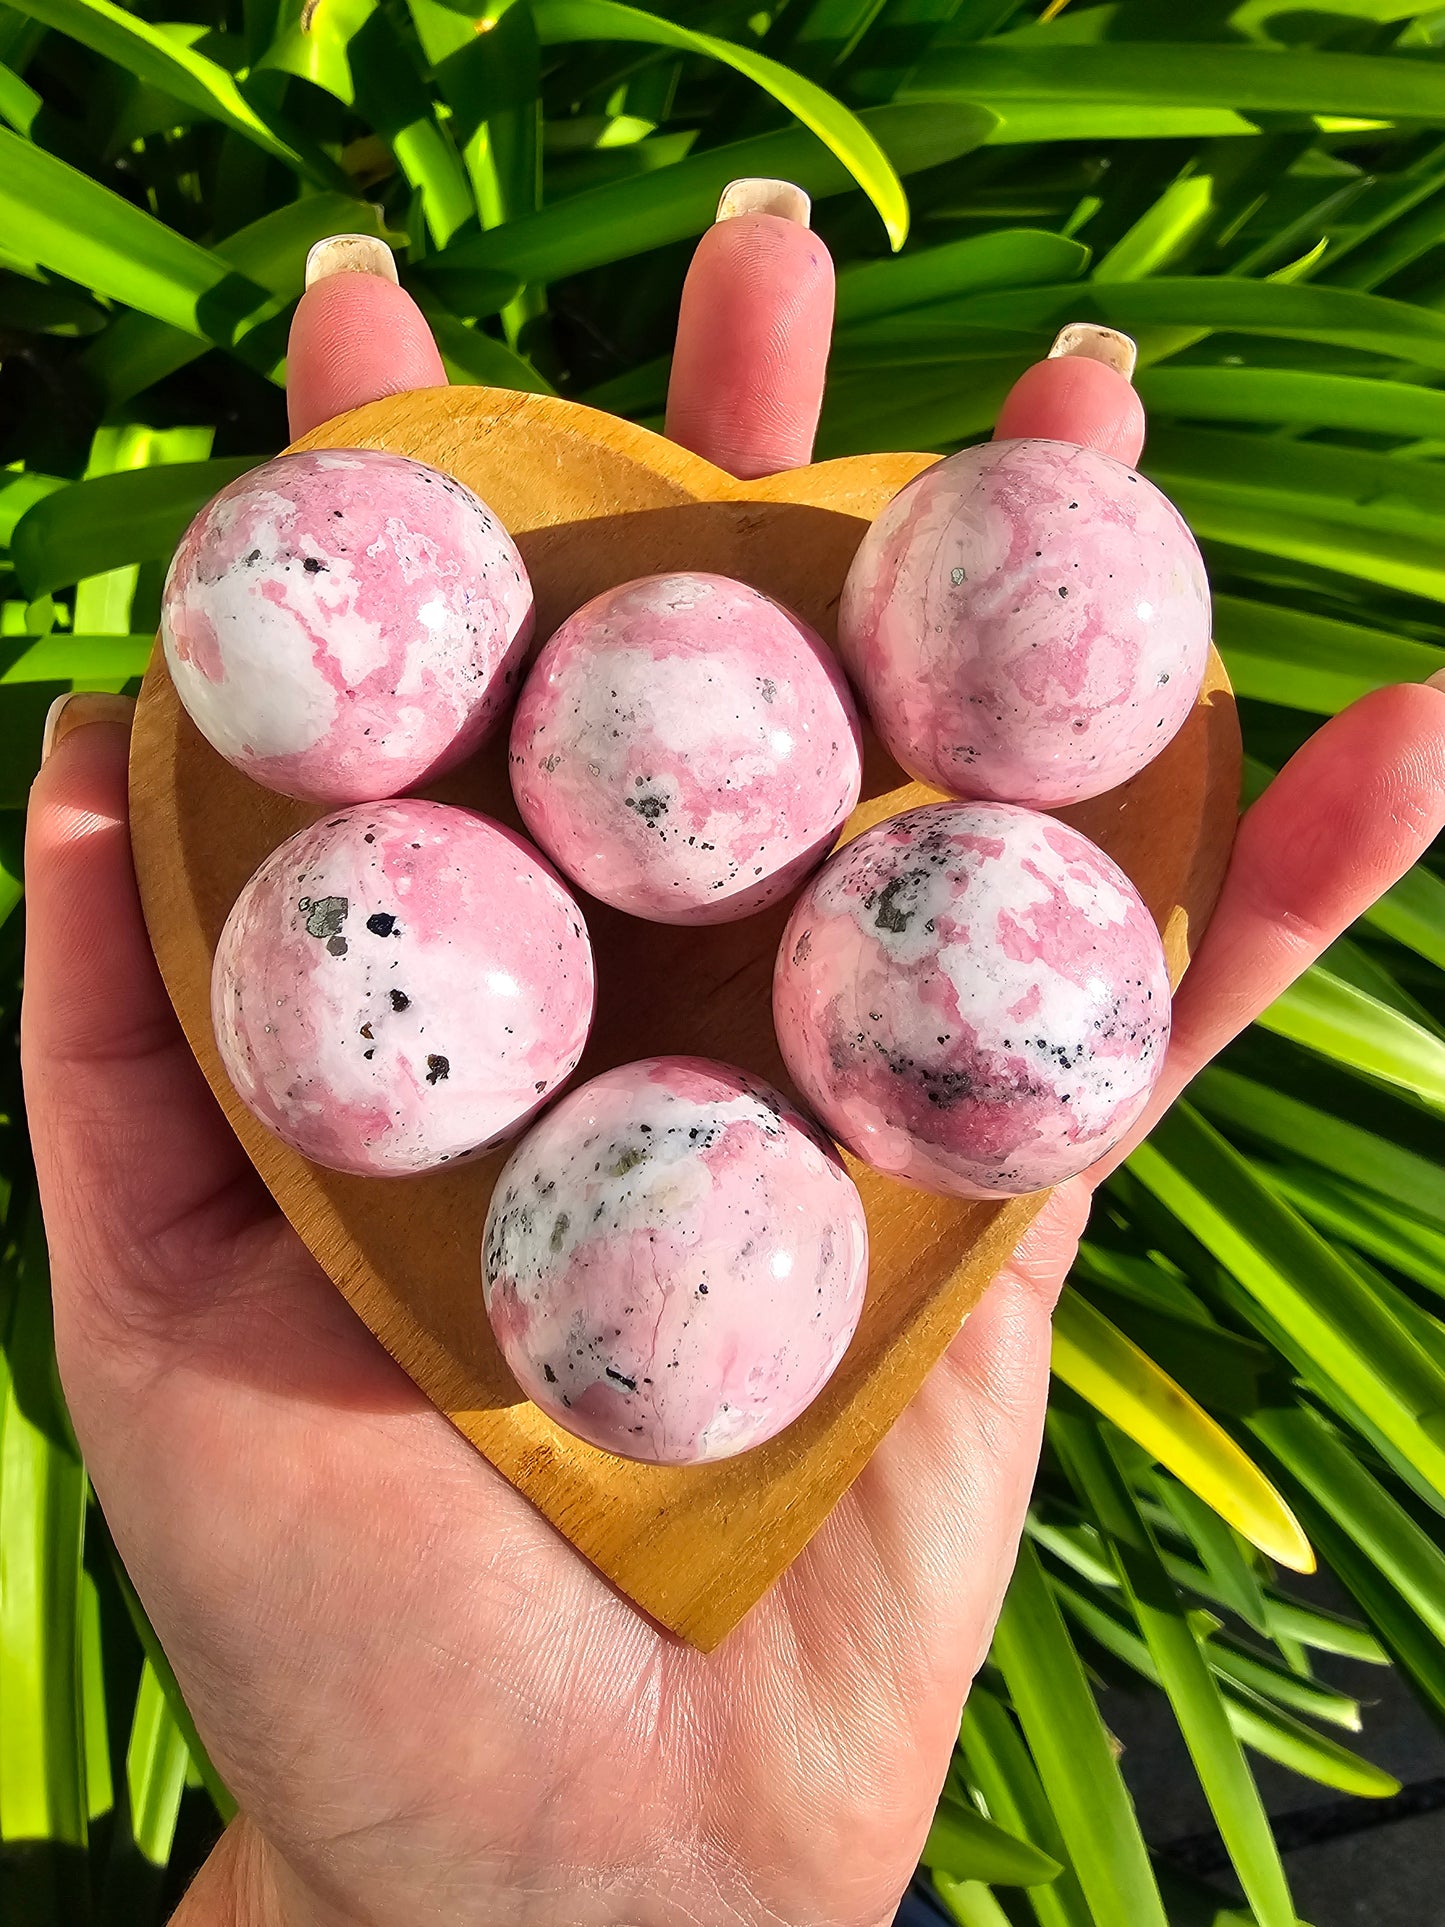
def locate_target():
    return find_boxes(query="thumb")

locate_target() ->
[21,697,270,1362]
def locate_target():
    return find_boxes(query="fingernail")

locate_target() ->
[304,234,399,291]
[41,692,136,764]
[715,178,812,226]
[1427,667,1445,691]
[1049,323,1138,383]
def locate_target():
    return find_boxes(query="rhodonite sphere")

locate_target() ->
[482,1056,869,1462]
[163,449,533,804]
[509,572,862,924]
[837,438,1210,806]
[212,800,594,1176]
[773,802,1171,1197]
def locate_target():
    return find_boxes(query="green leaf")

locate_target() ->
[81,192,396,409]
[0,1200,89,1882]
[9,0,310,169]
[1140,366,1445,442]
[409,0,541,249]
[1053,1413,1296,1927]
[1221,1685,1401,1800]
[985,102,1260,142]
[1268,1450,1445,1738]
[0,468,65,547]
[1274,1162,1445,1303]
[1130,1104,1445,1496]
[1202,1634,1363,1732]
[1051,1289,1312,1569]
[1255,963,1445,1109]
[1055,1577,1399,1799]
[861,277,1445,370]
[1365,864,1445,975]
[410,285,555,393]
[1211,594,1444,714]
[899,41,1445,120]
[11,459,259,600]
[991,1540,1168,1927]
[1095,175,1214,283]
[1251,1402,1445,1653]
[1261,1595,1388,1668]
[425,101,992,301]
[835,228,1089,325]
[251,0,374,105]
[932,1875,1016,1927]
[348,8,475,247]
[124,1661,188,1866]
[922,1792,1063,1887]
[0,129,282,365]
[77,1570,112,1826]
[0,55,41,132]
[532,0,908,246]
[1194,1067,1445,1236]
[0,635,153,682]
[1149,1473,1272,1637]
[959,1689,1094,1927]
[1144,425,1445,602]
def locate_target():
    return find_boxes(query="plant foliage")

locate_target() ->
[2,0,1445,1921]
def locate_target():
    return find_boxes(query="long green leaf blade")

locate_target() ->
[1053,1414,1295,1927]
[12,460,259,599]
[991,1540,1168,1927]
[533,0,909,245]
[10,0,308,167]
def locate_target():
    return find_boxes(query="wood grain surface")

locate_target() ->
[129,386,1242,1649]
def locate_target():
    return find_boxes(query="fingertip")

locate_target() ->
[30,707,132,851]
[994,355,1146,466]
[286,275,448,440]
[665,212,835,480]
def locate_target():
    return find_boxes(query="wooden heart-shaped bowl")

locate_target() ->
[131,387,1241,1649]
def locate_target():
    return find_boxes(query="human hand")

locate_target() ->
[22,184,1445,1927]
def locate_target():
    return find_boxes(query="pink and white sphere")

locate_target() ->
[509,572,862,924]
[212,800,594,1176]
[838,438,1210,807]
[773,802,1171,1198]
[162,449,533,805]
[482,1057,869,1462]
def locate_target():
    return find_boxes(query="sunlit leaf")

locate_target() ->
[1052,1289,1312,1570]
[991,1540,1169,1927]
[533,0,908,244]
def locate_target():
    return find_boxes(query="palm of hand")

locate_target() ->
[24,226,1445,1927]
[68,1079,1077,1927]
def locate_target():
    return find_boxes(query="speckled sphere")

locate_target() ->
[509,572,863,924]
[212,800,594,1176]
[773,802,1171,1198]
[482,1056,869,1462]
[162,449,533,805]
[838,439,1210,806]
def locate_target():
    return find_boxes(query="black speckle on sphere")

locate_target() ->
[425,1054,449,1084]
[366,912,397,937]
[390,988,410,1012]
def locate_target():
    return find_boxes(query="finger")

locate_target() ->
[287,237,447,441]
[21,701,271,1333]
[1095,677,1445,1176]
[994,324,1146,464]
[665,180,835,480]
